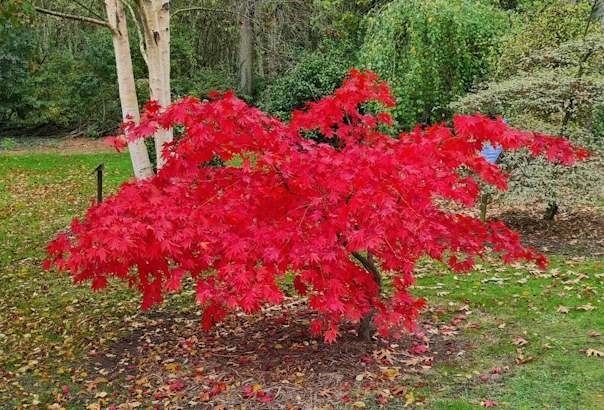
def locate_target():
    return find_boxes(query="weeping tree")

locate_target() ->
[360,0,509,130]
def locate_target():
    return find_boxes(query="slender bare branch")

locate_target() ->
[72,0,105,20]
[34,6,112,30]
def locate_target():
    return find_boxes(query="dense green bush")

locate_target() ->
[0,21,35,126]
[0,25,122,135]
[258,43,355,120]
[360,0,508,129]
[594,103,604,141]
[452,30,604,209]
[27,31,120,133]
[496,1,600,79]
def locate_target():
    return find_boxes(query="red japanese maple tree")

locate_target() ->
[45,70,587,342]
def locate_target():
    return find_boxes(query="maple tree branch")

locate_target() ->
[34,6,112,30]
[351,252,380,283]
[352,251,381,341]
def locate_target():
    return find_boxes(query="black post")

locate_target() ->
[94,163,104,204]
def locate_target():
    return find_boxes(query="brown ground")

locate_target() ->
[493,207,604,257]
[84,299,469,409]
[2,136,115,154]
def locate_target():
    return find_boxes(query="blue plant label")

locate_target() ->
[481,143,503,164]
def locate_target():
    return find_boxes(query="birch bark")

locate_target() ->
[105,0,153,179]
[139,0,173,169]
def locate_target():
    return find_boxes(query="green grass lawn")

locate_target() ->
[0,152,602,409]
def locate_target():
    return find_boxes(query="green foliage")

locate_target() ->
[360,0,508,129]
[0,137,18,150]
[24,30,119,131]
[0,20,35,125]
[452,31,604,208]
[496,1,601,78]
[258,43,355,120]
[313,0,390,43]
[0,0,35,26]
[594,103,604,141]
[0,23,122,134]
[172,68,236,101]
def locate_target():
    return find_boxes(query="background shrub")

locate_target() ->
[359,0,508,129]
[452,7,604,210]
[258,42,355,120]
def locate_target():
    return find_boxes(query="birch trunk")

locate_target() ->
[238,0,254,96]
[139,0,173,170]
[105,0,154,179]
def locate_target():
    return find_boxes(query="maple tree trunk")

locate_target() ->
[543,201,559,221]
[139,0,173,169]
[105,0,154,179]
[352,252,381,341]
[479,192,491,222]
[238,0,255,96]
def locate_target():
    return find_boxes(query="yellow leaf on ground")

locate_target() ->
[381,367,400,380]
[585,348,604,357]
[404,391,415,407]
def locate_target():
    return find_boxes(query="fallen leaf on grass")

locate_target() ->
[576,304,595,312]
[556,306,569,314]
[380,367,400,380]
[481,400,498,407]
[512,336,529,346]
[515,348,534,365]
[585,348,604,357]
[409,343,430,355]
[372,348,394,363]
[404,391,415,407]
[587,330,601,338]
[392,385,408,396]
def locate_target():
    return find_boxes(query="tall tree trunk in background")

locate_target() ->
[105,0,154,179]
[238,0,255,96]
[595,0,604,24]
[139,0,172,169]
[569,0,604,23]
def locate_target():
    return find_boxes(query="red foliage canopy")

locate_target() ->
[45,70,587,342]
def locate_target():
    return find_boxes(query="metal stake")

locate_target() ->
[93,163,104,204]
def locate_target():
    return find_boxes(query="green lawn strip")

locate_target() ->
[409,257,604,409]
[0,152,140,404]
